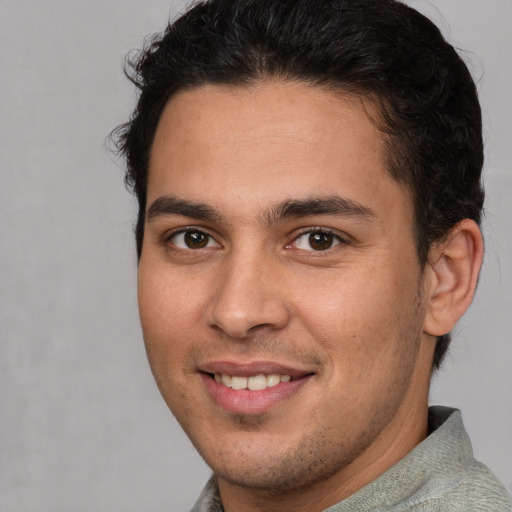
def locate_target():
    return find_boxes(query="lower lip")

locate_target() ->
[201,374,312,414]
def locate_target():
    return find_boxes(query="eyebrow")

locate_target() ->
[146,196,221,223]
[263,196,375,225]
[146,195,375,225]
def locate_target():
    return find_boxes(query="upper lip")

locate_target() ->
[199,360,315,377]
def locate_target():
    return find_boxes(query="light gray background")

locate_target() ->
[1,1,510,511]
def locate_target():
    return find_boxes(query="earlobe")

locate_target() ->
[423,220,484,337]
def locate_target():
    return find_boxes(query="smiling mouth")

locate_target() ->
[211,373,294,391]
[201,369,314,413]
[206,372,315,392]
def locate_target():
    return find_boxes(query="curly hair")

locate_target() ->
[113,0,484,370]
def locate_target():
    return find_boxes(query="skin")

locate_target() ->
[138,81,447,512]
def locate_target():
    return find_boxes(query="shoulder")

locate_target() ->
[412,459,512,511]
[401,407,512,511]
[331,407,512,512]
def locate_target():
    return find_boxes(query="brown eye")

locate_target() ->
[308,232,334,250]
[184,231,209,248]
[293,230,342,251]
[170,230,217,249]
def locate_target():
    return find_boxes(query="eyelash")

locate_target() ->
[289,227,347,252]
[163,226,347,253]
[164,228,220,251]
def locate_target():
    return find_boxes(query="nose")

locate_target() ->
[205,251,291,339]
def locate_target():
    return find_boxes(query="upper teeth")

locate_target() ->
[214,373,291,391]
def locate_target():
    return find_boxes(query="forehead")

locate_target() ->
[148,81,412,222]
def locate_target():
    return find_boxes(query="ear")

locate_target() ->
[423,219,484,337]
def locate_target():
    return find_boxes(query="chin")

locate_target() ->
[191,428,366,494]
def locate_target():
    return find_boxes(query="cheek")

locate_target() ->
[138,261,207,335]
[137,269,202,384]
[137,266,203,412]
[295,263,421,365]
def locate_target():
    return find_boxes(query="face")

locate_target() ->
[138,82,435,496]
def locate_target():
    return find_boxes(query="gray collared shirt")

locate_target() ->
[190,406,512,511]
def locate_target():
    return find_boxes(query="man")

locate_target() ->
[114,0,512,510]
